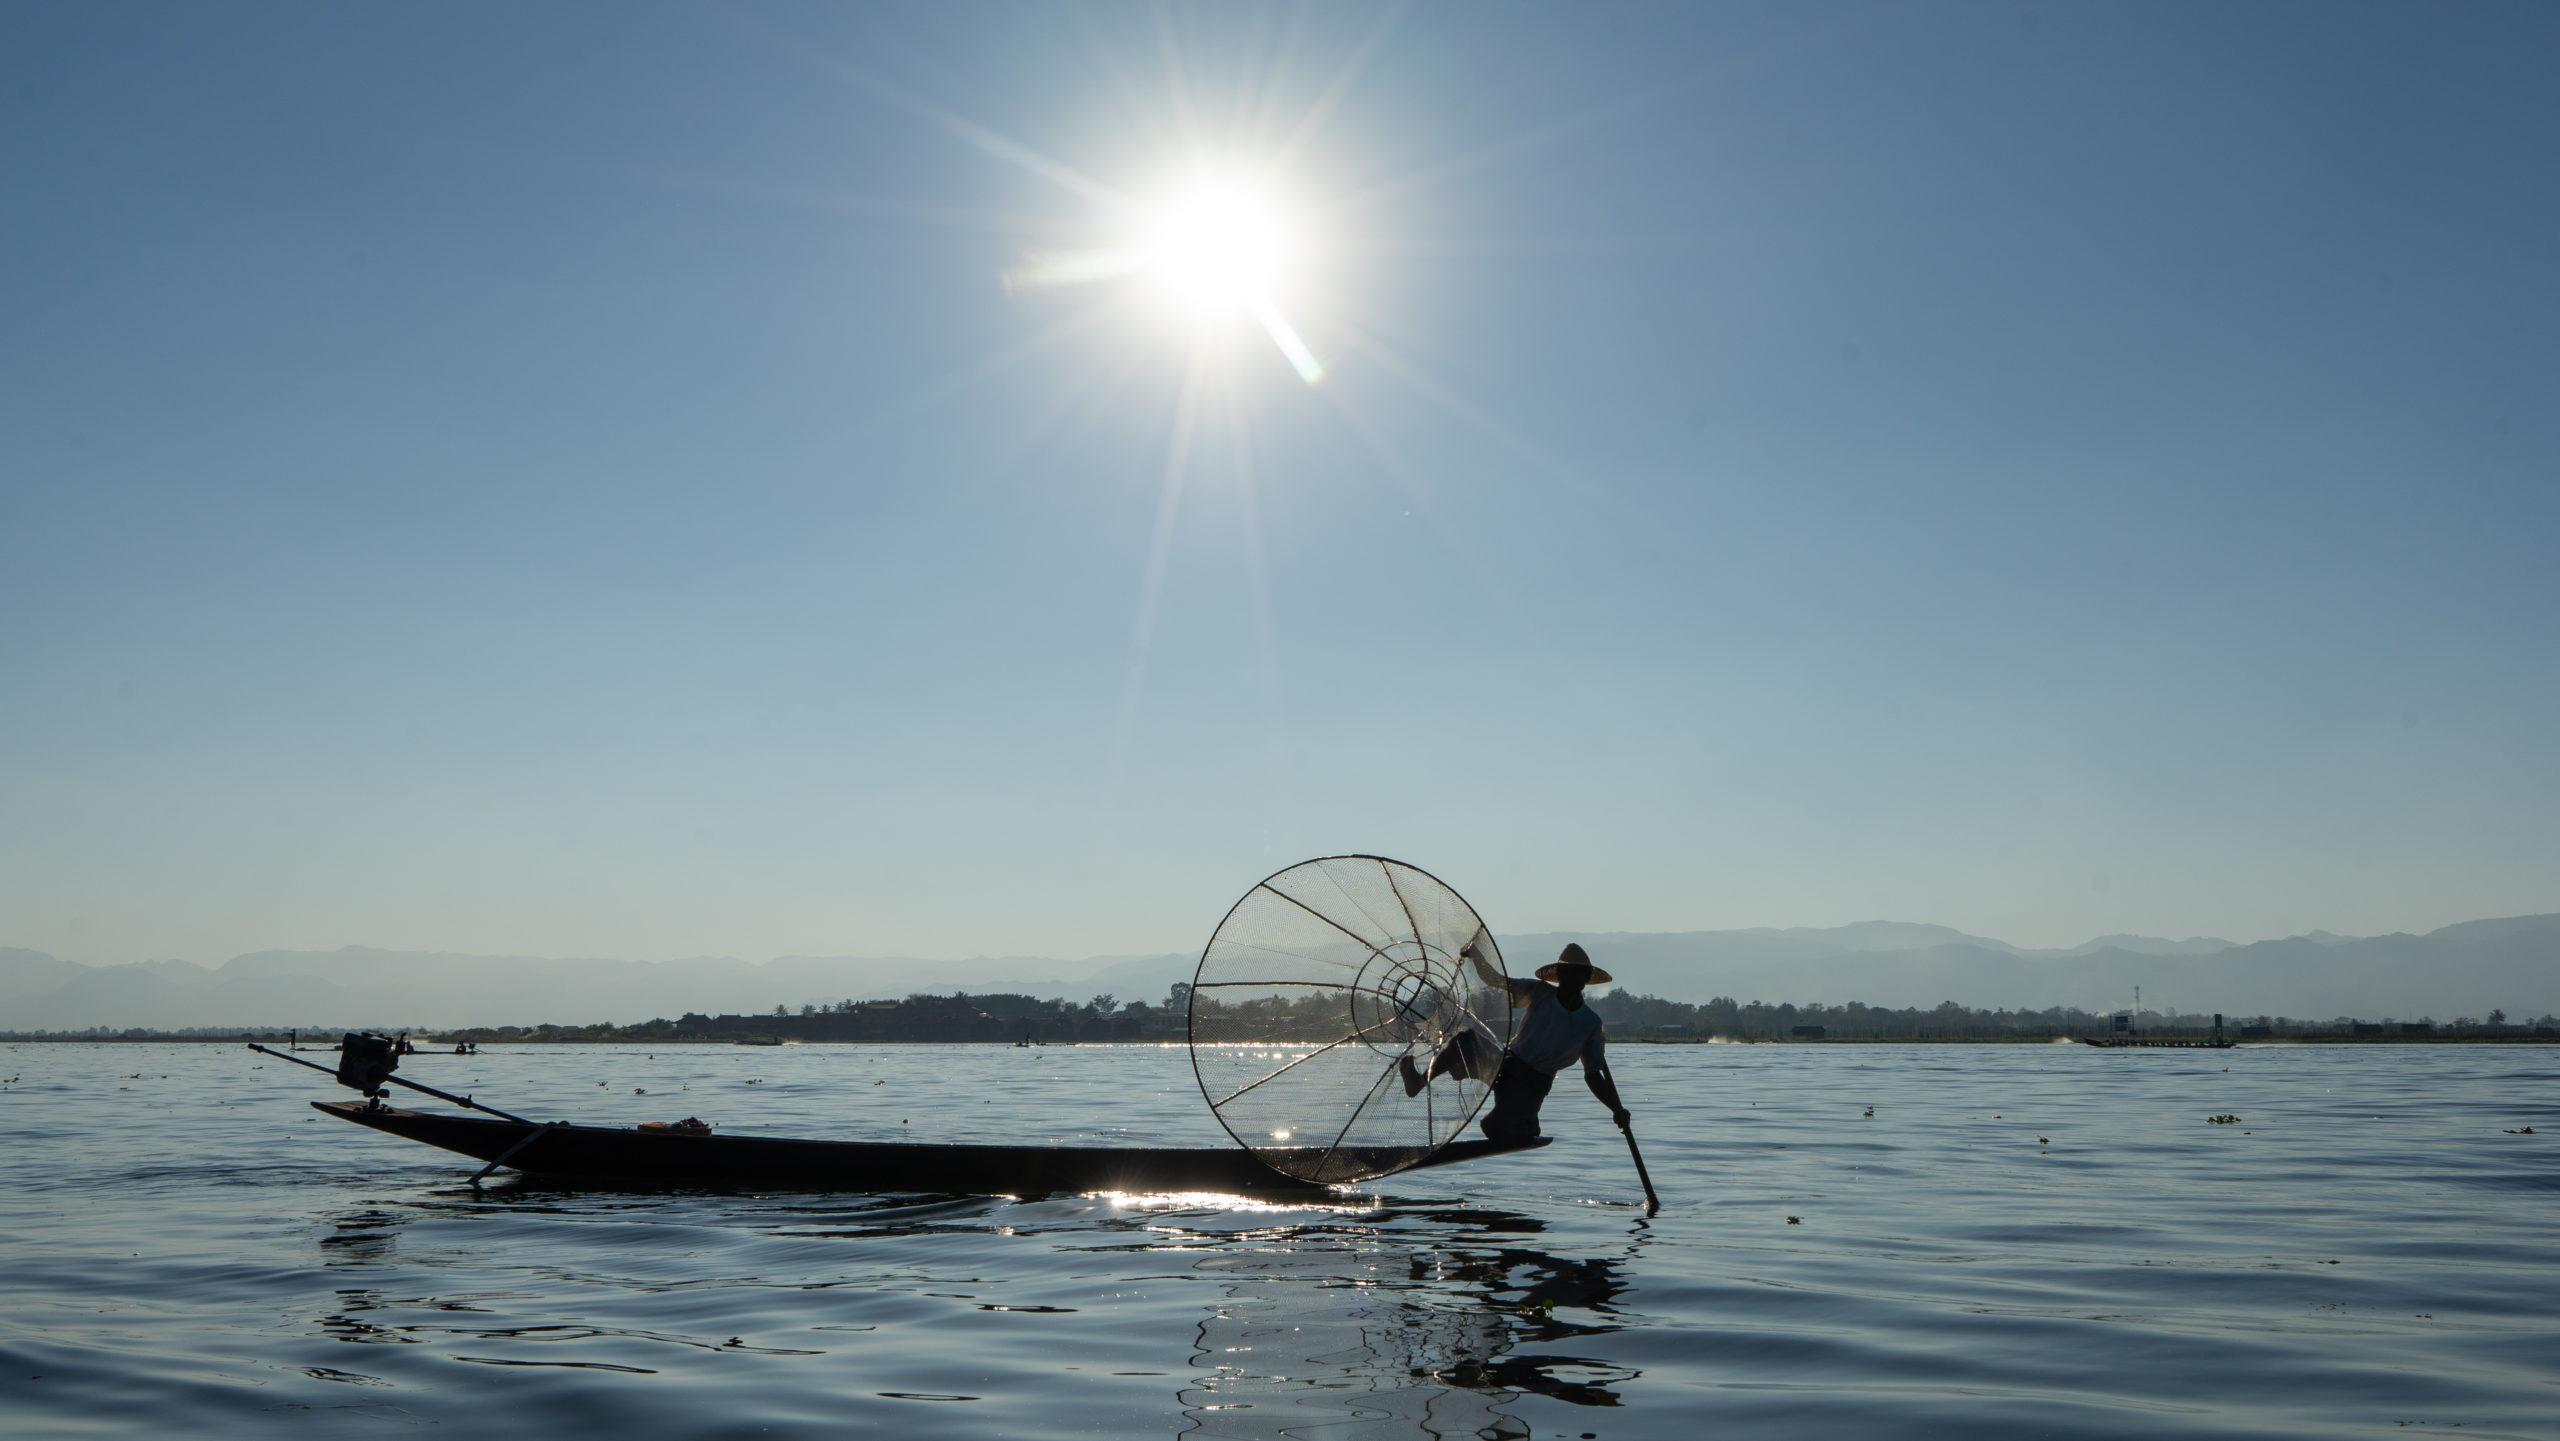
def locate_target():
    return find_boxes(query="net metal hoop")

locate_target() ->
[1187,854,1513,1185]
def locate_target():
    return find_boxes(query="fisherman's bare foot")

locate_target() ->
[1399,1054,1427,1097]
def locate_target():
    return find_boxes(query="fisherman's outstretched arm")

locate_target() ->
[1462,940,1533,1000]
[1584,1045,1631,1130]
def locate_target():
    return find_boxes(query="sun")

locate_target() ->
[1007,162,1327,384]
[1130,169,1325,383]
[1134,174,1296,325]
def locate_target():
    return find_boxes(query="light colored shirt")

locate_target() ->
[1505,978,1606,1075]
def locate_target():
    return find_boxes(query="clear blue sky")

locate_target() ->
[5,1,2554,967]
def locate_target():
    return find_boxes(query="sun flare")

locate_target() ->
[1135,175,1294,323]
[1008,164,1326,384]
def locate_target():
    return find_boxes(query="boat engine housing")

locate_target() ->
[335,1032,403,1095]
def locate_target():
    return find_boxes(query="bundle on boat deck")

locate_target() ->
[316,1101,1547,1194]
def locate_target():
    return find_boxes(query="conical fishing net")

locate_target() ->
[1188,855,1514,1184]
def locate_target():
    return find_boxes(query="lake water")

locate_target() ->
[1,1040,2553,1439]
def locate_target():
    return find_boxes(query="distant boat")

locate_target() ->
[734,1036,784,1046]
[289,1030,478,1056]
[2079,989,2233,1048]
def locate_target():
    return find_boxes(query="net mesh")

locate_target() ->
[1189,855,1513,1184]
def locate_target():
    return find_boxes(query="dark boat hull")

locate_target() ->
[315,1101,1547,1193]
[2078,1037,2235,1049]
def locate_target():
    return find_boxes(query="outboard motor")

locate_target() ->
[335,1031,403,1098]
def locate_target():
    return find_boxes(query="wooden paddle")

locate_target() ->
[1620,1118,1662,1213]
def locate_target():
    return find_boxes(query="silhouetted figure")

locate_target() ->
[1401,942,1631,1143]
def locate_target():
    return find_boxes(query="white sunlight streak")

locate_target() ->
[1253,301,1326,385]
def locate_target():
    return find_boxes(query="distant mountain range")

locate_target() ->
[4,914,2555,1031]
[1500,917,2560,1021]
[0,945,1202,1033]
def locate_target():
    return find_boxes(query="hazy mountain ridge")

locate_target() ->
[0,947,92,1005]
[2060,934,2241,958]
[0,943,1207,1031]
[4,915,2555,1031]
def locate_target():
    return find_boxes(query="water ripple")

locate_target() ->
[0,1040,2553,1439]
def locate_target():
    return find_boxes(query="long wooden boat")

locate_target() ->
[2078,1036,2234,1049]
[316,1100,1548,1194]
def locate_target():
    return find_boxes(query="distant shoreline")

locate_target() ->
[7,1031,2553,1046]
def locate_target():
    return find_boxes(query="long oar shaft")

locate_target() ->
[1622,1124,1662,1212]
[246,1042,532,1125]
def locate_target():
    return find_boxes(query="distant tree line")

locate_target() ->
[1586,995,2553,1041]
[7,992,2556,1043]
[449,990,1163,1045]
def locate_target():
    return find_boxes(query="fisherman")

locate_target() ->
[1399,942,1631,1144]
